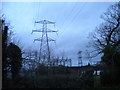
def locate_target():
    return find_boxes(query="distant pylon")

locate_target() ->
[78,51,83,66]
[32,20,57,66]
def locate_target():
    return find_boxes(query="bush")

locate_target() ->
[101,71,120,87]
[80,69,94,88]
[3,67,94,88]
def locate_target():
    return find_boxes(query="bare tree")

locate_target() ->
[87,2,120,69]
[89,2,120,57]
[84,50,92,65]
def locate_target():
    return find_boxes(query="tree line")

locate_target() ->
[1,18,22,83]
[88,2,120,87]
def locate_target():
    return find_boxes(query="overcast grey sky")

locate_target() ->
[2,2,116,66]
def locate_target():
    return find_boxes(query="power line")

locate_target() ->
[58,2,78,31]
[61,3,86,35]
[60,2,87,36]
[54,2,67,22]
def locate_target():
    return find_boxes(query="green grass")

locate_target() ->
[94,75,101,88]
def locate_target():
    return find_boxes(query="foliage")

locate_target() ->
[100,71,120,88]
[1,17,23,83]
[3,74,93,88]
[51,65,71,75]
[35,65,71,76]
[94,76,101,88]
[3,67,95,88]
[88,2,120,88]
[2,19,9,78]
[101,45,120,67]
[80,69,94,88]
[89,1,120,76]
[89,2,120,58]
[35,64,48,75]
[7,43,22,80]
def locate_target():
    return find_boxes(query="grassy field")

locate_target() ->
[94,75,101,88]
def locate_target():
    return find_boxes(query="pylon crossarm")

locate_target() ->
[46,20,55,24]
[47,29,57,32]
[32,29,43,33]
[48,38,55,42]
[35,21,44,24]
[32,29,57,33]
[35,20,55,24]
[33,38,42,42]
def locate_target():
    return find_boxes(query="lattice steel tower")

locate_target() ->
[78,51,83,66]
[32,20,57,66]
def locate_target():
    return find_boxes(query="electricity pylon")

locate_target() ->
[32,20,57,66]
[78,51,83,67]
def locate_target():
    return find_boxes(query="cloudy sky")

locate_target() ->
[2,2,116,66]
